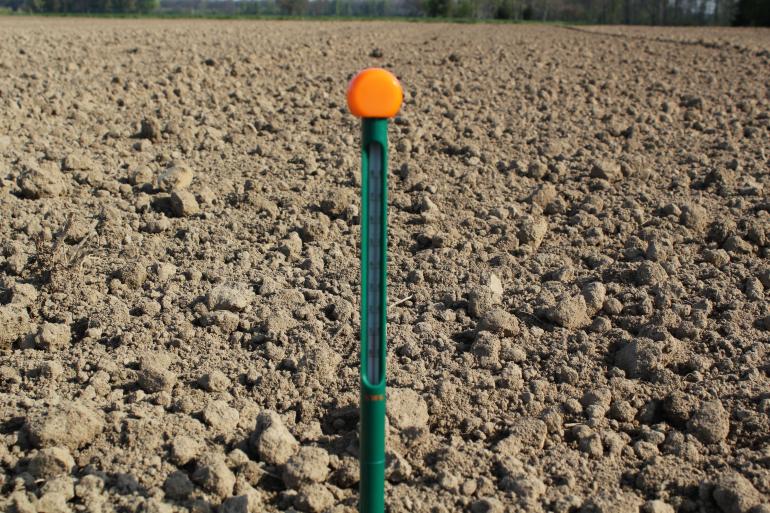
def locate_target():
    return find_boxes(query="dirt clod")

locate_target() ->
[207,284,253,312]
[711,471,763,513]
[34,322,71,351]
[137,358,177,393]
[28,447,75,479]
[157,162,193,192]
[25,401,104,449]
[688,399,730,444]
[251,410,298,466]
[388,388,429,430]
[192,453,236,499]
[283,446,330,489]
[17,162,68,199]
[170,189,200,217]
[545,295,590,330]
[0,304,30,349]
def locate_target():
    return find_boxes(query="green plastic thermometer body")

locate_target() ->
[347,67,403,513]
[359,117,388,513]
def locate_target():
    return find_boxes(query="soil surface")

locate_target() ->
[1,17,769,513]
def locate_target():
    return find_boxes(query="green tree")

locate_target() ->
[137,0,157,12]
[423,0,449,16]
[734,0,770,25]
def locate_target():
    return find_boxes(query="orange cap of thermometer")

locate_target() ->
[347,68,403,119]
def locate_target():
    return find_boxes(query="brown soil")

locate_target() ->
[1,17,769,513]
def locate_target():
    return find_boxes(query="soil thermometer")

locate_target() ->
[346,68,403,513]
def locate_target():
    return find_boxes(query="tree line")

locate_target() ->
[2,0,768,26]
[2,0,158,13]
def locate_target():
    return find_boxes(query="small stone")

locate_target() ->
[250,410,299,466]
[17,162,68,198]
[170,190,200,217]
[545,295,590,330]
[0,304,31,349]
[688,399,729,444]
[388,388,429,430]
[198,370,230,392]
[590,159,622,181]
[294,483,334,513]
[35,323,71,351]
[164,470,194,500]
[28,447,75,478]
[157,162,193,192]
[712,471,763,513]
[170,436,201,466]
[486,273,504,296]
[192,454,236,499]
[207,284,254,312]
[138,360,177,393]
[283,447,330,489]
[202,400,240,433]
[25,401,104,449]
